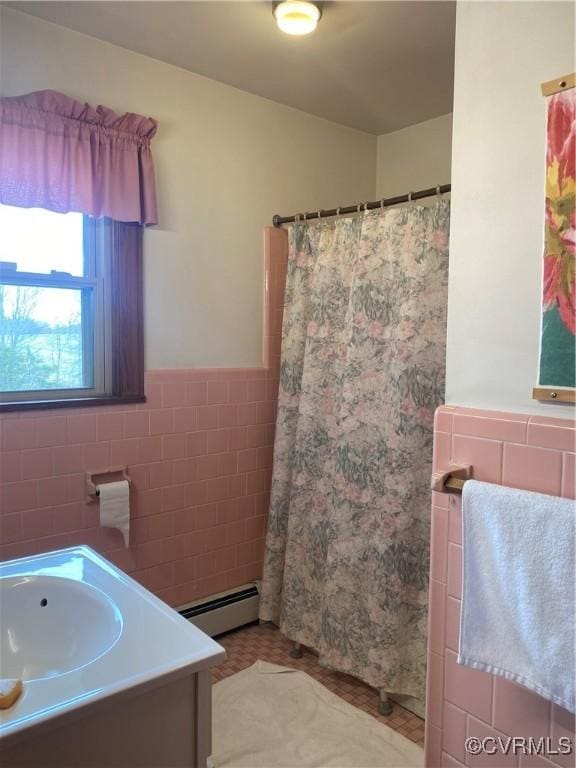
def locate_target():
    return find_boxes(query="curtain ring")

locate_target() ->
[295,214,301,222]
[380,199,385,213]
[317,209,322,219]
[436,185,442,197]
[356,203,362,214]
[364,202,369,213]
[303,212,308,221]
[408,192,413,203]
[336,207,341,217]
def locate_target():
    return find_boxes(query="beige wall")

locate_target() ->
[376,114,453,199]
[447,0,575,418]
[0,8,376,369]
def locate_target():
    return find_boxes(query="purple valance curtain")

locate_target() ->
[0,90,158,226]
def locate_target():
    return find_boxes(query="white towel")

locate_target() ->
[459,479,575,713]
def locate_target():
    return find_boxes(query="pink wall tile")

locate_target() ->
[520,754,564,768]
[124,411,150,438]
[21,448,53,480]
[22,507,53,539]
[187,431,208,457]
[110,438,140,466]
[453,412,527,443]
[492,677,551,739]
[197,405,219,429]
[442,754,467,768]
[452,434,503,484]
[448,497,462,545]
[67,415,97,444]
[0,513,23,544]
[428,578,446,655]
[447,543,462,599]
[218,404,238,428]
[161,485,186,513]
[0,452,21,483]
[206,429,228,454]
[466,717,519,768]
[37,476,70,507]
[161,381,187,408]
[550,705,575,768]
[527,419,576,452]
[445,596,461,653]
[237,403,258,426]
[432,490,450,510]
[247,380,267,402]
[52,503,84,535]
[426,405,572,768]
[443,702,467,764]
[97,413,124,441]
[186,382,207,406]
[53,445,84,475]
[143,379,162,409]
[173,407,197,433]
[173,458,196,485]
[137,437,162,464]
[229,381,247,403]
[427,651,445,727]
[207,381,228,405]
[3,480,38,513]
[36,417,67,447]
[444,648,493,724]
[3,419,35,451]
[430,506,449,584]
[149,461,174,488]
[197,454,219,480]
[425,722,442,768]
[561,453,575,499]
[502,444,562,496]
[435,407,454,433]
[84,442,111,471]
[238,448,258,473]
[162,433,186,460]
[149,409,174,436]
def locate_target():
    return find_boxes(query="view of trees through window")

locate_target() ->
[0,284,84,392]
[0,205,88,394]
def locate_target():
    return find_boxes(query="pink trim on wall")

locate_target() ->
[426,405,576,768]
[0,227,288,608]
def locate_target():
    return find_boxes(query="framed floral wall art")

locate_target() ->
[533,73,576,404]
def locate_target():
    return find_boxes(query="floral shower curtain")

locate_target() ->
[259,200,450,699]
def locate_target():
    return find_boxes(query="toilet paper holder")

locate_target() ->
[86,467,131,503]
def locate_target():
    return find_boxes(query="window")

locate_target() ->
[0,204,144,411]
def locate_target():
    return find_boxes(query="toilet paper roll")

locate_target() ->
[98,480,130,548]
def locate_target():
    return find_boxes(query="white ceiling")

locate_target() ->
[6,1,456,134]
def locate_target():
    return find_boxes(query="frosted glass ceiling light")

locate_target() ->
[274,1,321,35]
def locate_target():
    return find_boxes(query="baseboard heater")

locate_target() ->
[178,583,260,638]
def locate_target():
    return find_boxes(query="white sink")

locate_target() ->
[0,575,122,681]
[0,546,225,744]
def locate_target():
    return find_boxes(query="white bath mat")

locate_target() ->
[212,661,423,768]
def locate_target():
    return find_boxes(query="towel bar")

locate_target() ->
[431,465,472,495]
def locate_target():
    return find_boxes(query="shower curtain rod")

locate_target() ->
[272,183,451,227]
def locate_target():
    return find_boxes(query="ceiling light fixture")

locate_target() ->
[273,1,322,36]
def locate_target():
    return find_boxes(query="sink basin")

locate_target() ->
[0,575,123,681]
[0,546,225,744]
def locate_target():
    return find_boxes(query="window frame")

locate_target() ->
[0,215,145,412]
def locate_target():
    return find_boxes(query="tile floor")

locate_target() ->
[212,621,425,747]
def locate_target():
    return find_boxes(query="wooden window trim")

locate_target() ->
[0,220,145,413]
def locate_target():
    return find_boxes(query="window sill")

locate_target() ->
[0,395,146,413]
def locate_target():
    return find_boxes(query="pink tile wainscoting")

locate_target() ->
[426,405,576,768]
[0,228,288,608]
